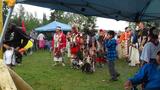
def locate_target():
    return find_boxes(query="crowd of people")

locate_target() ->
[122,22,160,90]
[52,26,107,70]
[51,22,160,89]
[2,22,160,89]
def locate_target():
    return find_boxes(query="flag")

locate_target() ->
[22,20,26,32]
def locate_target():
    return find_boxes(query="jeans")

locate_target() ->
[108,60,119,79]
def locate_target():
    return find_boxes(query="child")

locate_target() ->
[96,49,105,68]
[105,30,120,81]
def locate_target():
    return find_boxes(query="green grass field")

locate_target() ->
[14,50,138,90]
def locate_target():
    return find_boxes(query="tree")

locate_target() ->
[24,12,40,32]
[42,13,49,25]
[82,16,97,34]
[50,10,74,24]
[129,22,136,31]
[49,10,97,32]
[11,4,41,33]
[50,10,64,22]
[129,21,160,32]
[11,13,19,25]
[18,4,25,19]
[2,2,8,24]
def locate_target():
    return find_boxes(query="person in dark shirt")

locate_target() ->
[131,22,149,67]
[3,23,30,64]
[136,22,148,50]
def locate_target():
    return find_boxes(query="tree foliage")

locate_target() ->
[2,2,8,23]
[43,13,49,25]
[11,4,41,33]
[129,21,160,31]
[10,5,97,33]
[50,10,97,32]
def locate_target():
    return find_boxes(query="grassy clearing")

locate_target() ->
[14,50,138,90]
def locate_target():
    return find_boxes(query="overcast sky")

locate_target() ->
[13,4,129,31]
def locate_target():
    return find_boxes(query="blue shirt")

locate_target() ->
[129,63,160,89]
[140,42,160,63]
[104,38,117,61]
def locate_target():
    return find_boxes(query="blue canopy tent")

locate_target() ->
[35,21,71,32]
[17,0,160,22]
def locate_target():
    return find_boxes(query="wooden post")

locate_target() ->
[9,69,33,90]
[0,0,3,59]
[0,60,17,90]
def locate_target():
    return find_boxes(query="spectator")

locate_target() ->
[37,33,45,49]
[30,29,38,51]
[140,28,160,65]
[124,51,160,90]
[136,22,148,52]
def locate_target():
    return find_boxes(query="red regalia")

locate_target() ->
[52,31,66,59]
[70,27,80,56]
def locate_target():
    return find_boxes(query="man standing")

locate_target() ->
[52,26,66,66]
[130,22,148,66]
[136,22,148,52]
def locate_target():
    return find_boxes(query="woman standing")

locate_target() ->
[37,33,45,49]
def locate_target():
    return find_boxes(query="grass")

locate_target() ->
[14,50,138,90]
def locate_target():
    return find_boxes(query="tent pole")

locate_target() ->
[0,6,14,49]
[0,0,3,58]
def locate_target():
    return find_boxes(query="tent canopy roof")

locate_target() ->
[17,0,160,22]
[35,21,71,32]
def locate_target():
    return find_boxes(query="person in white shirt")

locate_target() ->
[37,33,45,49]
